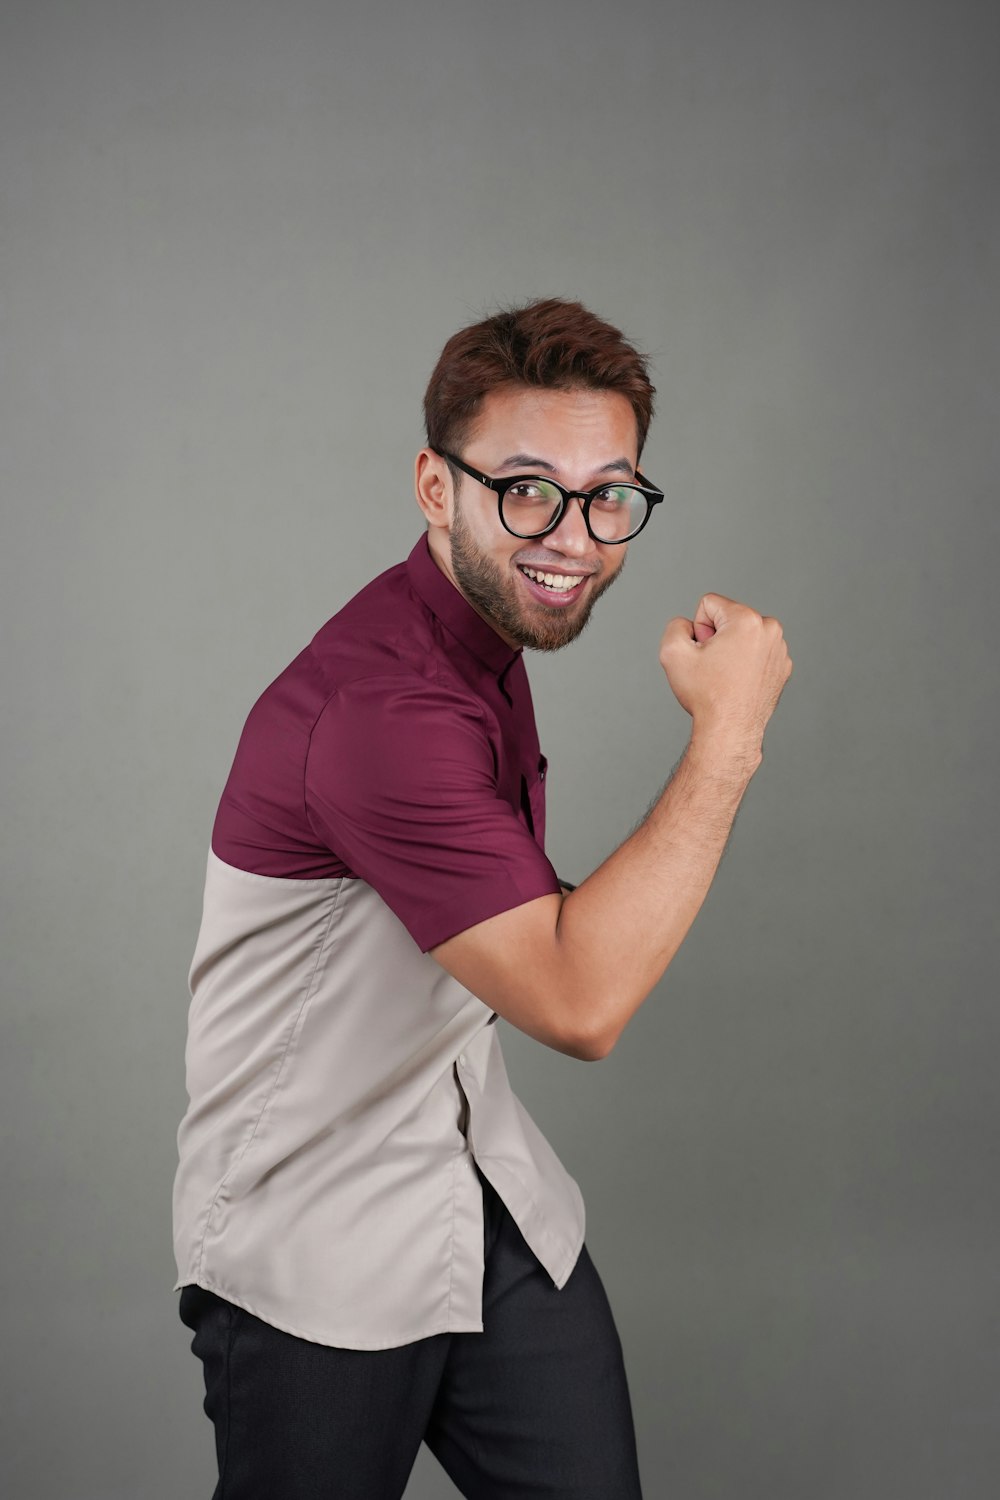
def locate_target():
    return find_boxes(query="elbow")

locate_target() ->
[572,1034,617,1063]
[558,1015,622,1063]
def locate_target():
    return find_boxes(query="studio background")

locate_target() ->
[3,1,998,1496]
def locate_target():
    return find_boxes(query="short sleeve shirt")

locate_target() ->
[173,535,584,1349]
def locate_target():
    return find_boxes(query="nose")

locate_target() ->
[546,494,598,558]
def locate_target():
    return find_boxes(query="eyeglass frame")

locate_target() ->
[431,447,664,544]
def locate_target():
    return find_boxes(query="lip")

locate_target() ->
[516,564,592,608]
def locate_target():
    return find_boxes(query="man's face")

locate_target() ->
[436,386,638,652]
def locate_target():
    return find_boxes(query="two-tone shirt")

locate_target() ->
[173,534,585,1349]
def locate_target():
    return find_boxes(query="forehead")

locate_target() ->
[466,385,638,465]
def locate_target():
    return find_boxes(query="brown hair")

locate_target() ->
[423,298,656,460]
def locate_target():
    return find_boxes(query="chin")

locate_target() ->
[512,602,598,653]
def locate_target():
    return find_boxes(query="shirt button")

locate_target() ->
[458,1053,467,1067]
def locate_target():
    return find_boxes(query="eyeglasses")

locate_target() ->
[433,448,664,545]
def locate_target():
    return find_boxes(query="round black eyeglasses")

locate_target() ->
[433,448,664,545]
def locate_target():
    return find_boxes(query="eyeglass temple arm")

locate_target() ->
[431,448,493,488]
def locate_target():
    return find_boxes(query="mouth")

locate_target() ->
[516,563,593,608]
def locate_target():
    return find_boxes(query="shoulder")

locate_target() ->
[308,672,492,784]
[307,559,470,701]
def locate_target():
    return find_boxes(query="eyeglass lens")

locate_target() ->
[501,480,647,543]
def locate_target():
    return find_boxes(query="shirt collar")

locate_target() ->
[406,533,522,680]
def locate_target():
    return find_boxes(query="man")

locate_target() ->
[174,298,792,1499]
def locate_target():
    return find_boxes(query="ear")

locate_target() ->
[414,448,455,530]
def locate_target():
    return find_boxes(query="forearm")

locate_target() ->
[431,596,790,1062]
[552,730,760,1054]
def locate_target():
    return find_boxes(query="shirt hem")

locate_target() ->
[173,1276,485,1351]
[416,871,563,953]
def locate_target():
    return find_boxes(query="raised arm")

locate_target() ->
[431,593,792,1059]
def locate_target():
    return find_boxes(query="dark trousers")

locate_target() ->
[179,1176,643,1499]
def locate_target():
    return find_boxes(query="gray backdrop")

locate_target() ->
[3,1,998,1496]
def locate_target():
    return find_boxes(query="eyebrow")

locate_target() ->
[497,453,636,478]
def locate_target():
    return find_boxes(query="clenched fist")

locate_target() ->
[659,594,792,756]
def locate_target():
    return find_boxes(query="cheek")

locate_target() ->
[468,507,511,559]
[490,535,521,572]
[603,543,628,577]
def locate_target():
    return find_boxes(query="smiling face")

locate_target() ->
[416,385,639,652]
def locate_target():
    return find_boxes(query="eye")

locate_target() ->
[507,480,556,502]
[591,486,633,509]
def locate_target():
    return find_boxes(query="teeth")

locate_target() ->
[521,567,583,592]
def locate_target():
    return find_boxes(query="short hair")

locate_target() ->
[423,298,656,461]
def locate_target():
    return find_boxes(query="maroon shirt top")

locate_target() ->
[212,533,563,951]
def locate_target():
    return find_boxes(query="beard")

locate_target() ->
[448,497,625,652]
